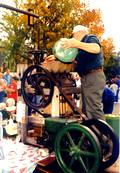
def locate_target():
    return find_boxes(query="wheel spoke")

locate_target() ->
[69,156,76,168]
[61,148,70,153]
[78,156,88,173]
[66,132,75,147]
[80,151,96,157]
[29,71,36,86]
[77,134,85,147]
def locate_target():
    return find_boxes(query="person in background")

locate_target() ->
[0,67,2,73]
[0,72,7,89]
[112,75,120,102]
[0,102,9,121]
[114,75,120,102]
[6,77,18,105]
[102,81,115,114]
[0,72,7,103]
[3,68,12,85]
[110,80,118,102]
[61,25,106,120]
[2,63,7,73]
[116,75,120,88]
[0,86,7,103]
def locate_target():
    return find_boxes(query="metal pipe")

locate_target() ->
[0,3,39,18]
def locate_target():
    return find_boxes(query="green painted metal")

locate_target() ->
[55,124,101,173]
[105,115,120,137]
[45,117,77,133]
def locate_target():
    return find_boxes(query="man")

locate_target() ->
[62,25,106,120]
[6,77,18,104]
[0,72,7,91]
[3,68,12,85]
[102,83,115,114]
[0,72,7,103]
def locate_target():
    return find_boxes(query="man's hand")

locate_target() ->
[61,38,78,49]
[44,55,56,62]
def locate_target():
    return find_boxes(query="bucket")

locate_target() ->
[105,114,120,137]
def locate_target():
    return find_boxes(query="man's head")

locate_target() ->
[72,25,89,40]
[5,68,10,74]
[11,76,18,84]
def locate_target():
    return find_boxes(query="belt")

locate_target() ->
[85,67,103,75]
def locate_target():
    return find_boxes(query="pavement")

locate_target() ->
[112,102,120,115]
[104,157,120,173]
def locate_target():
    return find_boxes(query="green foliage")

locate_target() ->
[104,55,120,79]
[21,0,105,52]
[0,10,31,70]
[0,0,114,70]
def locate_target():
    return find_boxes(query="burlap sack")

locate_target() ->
[42,60,75,73]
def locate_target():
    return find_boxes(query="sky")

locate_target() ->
[83,0,120,51]
[0,0,120,51]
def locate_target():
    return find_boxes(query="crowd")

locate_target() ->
[0,68,18,103]
[102,75,120,114]
[0,67,18,123]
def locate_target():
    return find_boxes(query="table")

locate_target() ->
[0,139,49,173]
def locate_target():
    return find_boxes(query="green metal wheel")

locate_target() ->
[55,124,101,173]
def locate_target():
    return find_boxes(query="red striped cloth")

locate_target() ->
[0,139,49,173]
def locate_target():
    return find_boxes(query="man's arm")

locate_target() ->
[62,38,101,54]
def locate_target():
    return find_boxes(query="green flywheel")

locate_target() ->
[54,123,101,173]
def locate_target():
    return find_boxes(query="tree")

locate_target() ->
[101,38,115,65]
[20,0,105,52]
[0,0,115,69]
[104,55,120,79]
[0,0,32,70]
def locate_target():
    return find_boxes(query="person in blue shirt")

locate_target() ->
[62,25,106,120]
[0,91,7,103]
[102,83,115,114]
[3,68,12,85]
[114,75,120,102]
[0,76,7,103]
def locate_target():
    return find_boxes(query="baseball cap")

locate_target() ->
[73,25,89,33]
